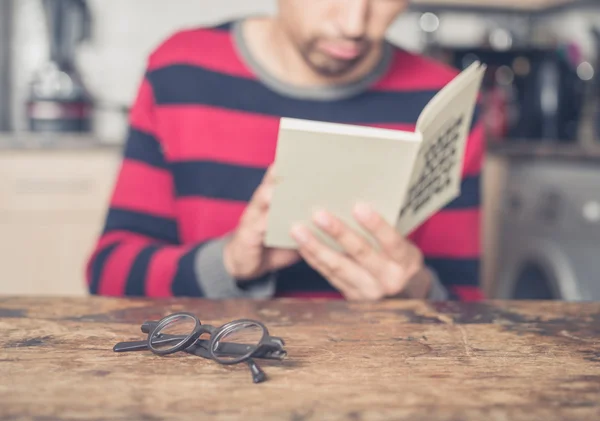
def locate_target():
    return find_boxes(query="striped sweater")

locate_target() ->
[85,20,485,301]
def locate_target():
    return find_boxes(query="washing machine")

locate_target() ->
[493,155,600,300]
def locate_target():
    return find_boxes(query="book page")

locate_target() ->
[265,118,422,250]
[414,61,483,132]
[396,61,486,236]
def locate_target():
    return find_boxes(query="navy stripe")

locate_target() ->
[447,289,461,301]
[275,259,479,294]
[103,208,180,244]
[124,245,161,296]
[172,245,205,296]
[425,258,479,287]
[172,161,479,210]
[172,161,265,202]
[213,21,232,31]
[444,175,480,210]
[89,243,120,295]
[275,261,338,294]
[147,65,437,124]
[275,258,479,295]
[471,103,482,131]
[124,128,168,169]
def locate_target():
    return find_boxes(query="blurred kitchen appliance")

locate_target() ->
[26,0,93,132]
[438,47,587,143]
[492,157,600,300]
[577,25,600,149]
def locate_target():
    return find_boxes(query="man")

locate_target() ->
[86,0,484,301]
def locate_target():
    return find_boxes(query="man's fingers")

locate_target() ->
[296,245,364,300]
[265,249,301,269]
[312,209,387,280]
[296,246,354,296]
[353,203,408,261]
[263,164,277,183]
[251,174,274,209]
[290,224,383,300]
[239,166,276,234]
[311,206,423,297]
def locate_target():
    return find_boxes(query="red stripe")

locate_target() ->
[146,246,188,297]
[148,28,255,79]
[462,120,485,177]
[156,107,420,165]
[96,230,155,250]
[177,197,245,243]
[98,242,148,296]
[86,231,156,286]
[156,106,278,166]
[411,209,480,258]
[275,291,344,299]
[452,286,485,302]
[111,160,176,218]
[129,78,156,133]
[372,50,458,91]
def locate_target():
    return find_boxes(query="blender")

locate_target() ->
[26,0,93,133]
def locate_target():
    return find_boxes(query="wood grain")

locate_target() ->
[0,297,599,420]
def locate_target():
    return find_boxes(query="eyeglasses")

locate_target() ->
[113,312,287,383]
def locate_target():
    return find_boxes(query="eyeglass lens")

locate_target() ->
[212,321,264,363]
[150,313,197,353]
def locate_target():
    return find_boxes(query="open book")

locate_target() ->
[264,61,486,250]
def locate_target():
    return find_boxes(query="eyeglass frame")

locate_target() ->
[112,312,287,383]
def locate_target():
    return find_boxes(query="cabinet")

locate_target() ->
[0,147,121,296]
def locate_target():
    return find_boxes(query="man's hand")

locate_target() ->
[223,166,300,281]
[290,203,432,300]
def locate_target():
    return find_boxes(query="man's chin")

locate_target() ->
[307,57,363,78]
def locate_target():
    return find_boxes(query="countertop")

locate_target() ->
[0,297,599,420]
[487,140,600,162]
[0,133,122,151]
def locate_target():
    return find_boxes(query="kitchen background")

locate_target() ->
[0,0,599,299]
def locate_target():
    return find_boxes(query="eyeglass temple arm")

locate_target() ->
[113,335,184,352]
[247,359,267,383]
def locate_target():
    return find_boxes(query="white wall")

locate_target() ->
[11,0,280,140]
[79,0,278,137]
[10,0,599,142]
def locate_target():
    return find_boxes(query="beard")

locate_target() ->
[296,37,372,78]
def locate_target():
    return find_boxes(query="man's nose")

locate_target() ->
[337,0,368,39]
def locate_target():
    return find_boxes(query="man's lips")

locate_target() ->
[319,41,363,60]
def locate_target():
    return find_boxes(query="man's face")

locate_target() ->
[277,0,409,77]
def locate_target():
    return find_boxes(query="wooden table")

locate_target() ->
[1,297,599,420]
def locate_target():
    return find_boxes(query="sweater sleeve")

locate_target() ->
[85,72,275,298]
[409,105,486,302]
